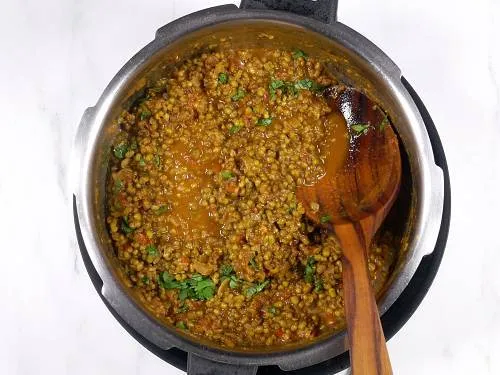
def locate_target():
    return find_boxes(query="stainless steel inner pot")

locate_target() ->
[73,4,445,374]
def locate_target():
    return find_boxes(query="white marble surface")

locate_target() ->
[0,0,499,374]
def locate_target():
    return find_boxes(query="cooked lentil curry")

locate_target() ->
[106,47,397,349]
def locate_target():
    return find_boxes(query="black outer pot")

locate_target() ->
[73,1,451,374]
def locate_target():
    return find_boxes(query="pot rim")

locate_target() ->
[72,4,444,371]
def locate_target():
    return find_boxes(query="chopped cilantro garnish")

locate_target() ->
[113,142,128,159]
[221,170,234,180]
[190,274,216,300]
[146,245,158,256]
[155,204,170,215]
[231,88,245,101]
[158,271,180,289]
[218,72,229,84]
[159,272,216,301]
[380,115,389,132]
[314,278,324,292]
[270,79,284,89]
[229,124,242,134]
[351,124,371,135]
[304,257,323,292]
[178,287,195,301]
[267,306,278,315]
[320,214,332,224]
[292,49,308,59]
[130,138,138,150]
[294,79,314,90]
[154,154,161,168]
[269,78,324,99]
[113,179,123,193]
[177,303,189,313]
[269,79,285,100]
[249,256,259,270]
[256,118,273,126]
[245,279,270,298]
[220,264,234,277]
[220,264,241,289]
[139,108,152,121]
[120,217,134,234]
[139,158,146,167]
[229,277,240,289]
[304,256,316,283]
[142,276,149,284]
[176,321,187,330]
[294,79,325,93]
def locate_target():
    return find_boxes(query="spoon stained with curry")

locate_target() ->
[297,87,401,375]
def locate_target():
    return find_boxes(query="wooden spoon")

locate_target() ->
[297,87,401,375]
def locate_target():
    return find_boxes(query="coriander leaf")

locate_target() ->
[314,277,324,292]
[229,124,242,134]
[309,81,326,93]
[220,264,234,277]
[351,124,371,135]
[158,271,180,289]
[192,276,216,300]
[219,264,242,289]
[268,306,278,315]
[120,217,134,234]
[139,158,146,167]
[245,279,270,298]
[155,204,170,215]
[139,108,152,121]
[218,72,229,84]
[190,274,203,282]
[176,321,187,330]
[283,82,298,96]
[269,79,285,100]
[231,88,245,101]
[380,115,389,132]
[256,118,272,126]
[146,245,157,256]
[130,138,138,150]
[221,170,234,180]
[294,79,325,93]
[304,256,316,283]
[178,287,193,301]
[113,142,128,159]
[146,87,161,99]
[113,179,123,193]
[229,276,240,289]
[320,214,332,224]
[164,274,217,301]
[295,79,314,90]
[249,256,259,271]
[142,276,149,284]
[270,79,285,90]
[292,49,308,59]
[154,154,161,168]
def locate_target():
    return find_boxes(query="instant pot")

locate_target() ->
[73,1,451,373]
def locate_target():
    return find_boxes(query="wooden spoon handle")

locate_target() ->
[336,224,393,375]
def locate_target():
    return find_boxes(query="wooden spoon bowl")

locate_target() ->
[297,86,401,375]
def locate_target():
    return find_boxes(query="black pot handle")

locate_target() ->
[187,353,258,375]
[240,0,338,23]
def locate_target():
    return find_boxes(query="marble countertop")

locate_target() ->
[1,0,499,374]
